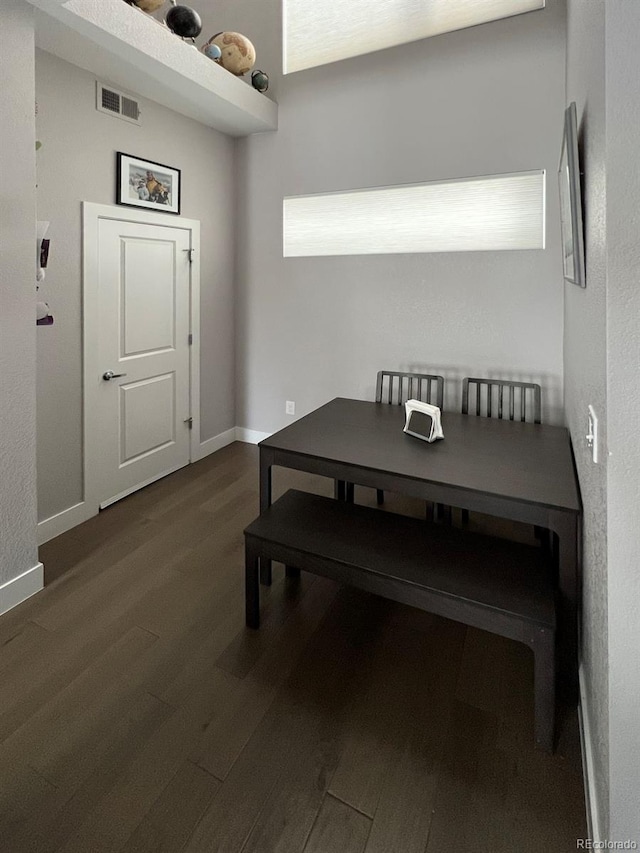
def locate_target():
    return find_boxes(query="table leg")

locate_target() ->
[553,513,580,704]
[259,447,273,586]
[532,625,556,752]
[245,541,260,629]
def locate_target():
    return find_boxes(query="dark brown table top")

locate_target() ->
[260,397,582,514]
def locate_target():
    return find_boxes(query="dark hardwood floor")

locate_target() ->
[1,442,586,852]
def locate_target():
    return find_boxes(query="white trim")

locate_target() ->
[82,202,200,512]
[188,225,201,464]
[235,427,271,445]
[35,425,270,547]
[37,501,95,545]
[193,427,237,462]
[99,462,187,509]
[0,563,44,617]
[578,663,603,843]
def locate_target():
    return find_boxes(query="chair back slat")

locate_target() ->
[376,371,444,409]
[462,377,542,424]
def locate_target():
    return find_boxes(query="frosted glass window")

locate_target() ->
[284,0,545,74]
[283,171,545,258]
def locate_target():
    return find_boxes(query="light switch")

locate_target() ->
[586,405,598,464]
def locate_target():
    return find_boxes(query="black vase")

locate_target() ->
[166,5,202,39]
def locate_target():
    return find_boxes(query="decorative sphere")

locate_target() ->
[201,40,222,61]
[125,0,165,12]
[251,69,269,93]
[165,5,202,39]
[208,31,256,76]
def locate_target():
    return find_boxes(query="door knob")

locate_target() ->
[102,370,127,381]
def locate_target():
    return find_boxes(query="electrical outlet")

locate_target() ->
[286,400,295,415]
[586,405,598,463]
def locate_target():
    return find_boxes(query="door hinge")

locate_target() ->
[188,333,193,345]
[183,248,194,264]
[184,417,193,429]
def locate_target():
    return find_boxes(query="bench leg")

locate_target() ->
[245,543,260,629]
[335,480,355,503]
[532,627,555,753]
[259,558,272,586]
[285,565,301,579]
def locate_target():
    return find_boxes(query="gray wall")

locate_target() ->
[566,0,640,842]
[0,1,39,592]
[208,0,567,434]
[604,4,640,843]
[564,0,609,836]
[35,49,237,523]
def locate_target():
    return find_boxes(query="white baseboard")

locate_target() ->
[235,427,271,445]
[36,425,271,546]
[193,427,237,461]
[37,501,95,546]
[38,427,239,542]
[0,562,44,617]
[578,663,603,843]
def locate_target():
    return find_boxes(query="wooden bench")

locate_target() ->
[244,489,557,752]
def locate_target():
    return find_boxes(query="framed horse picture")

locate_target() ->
[116,153,181,215]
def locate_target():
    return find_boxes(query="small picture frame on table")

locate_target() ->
[116,152,181,215]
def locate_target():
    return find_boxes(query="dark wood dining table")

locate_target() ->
[258,397,582,700]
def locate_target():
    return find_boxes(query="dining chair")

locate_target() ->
[376,370,444,410]
[460,377,543,527]
[461,377,541,424]
[343,370,444,508]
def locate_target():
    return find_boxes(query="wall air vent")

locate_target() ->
[96,82,141,125]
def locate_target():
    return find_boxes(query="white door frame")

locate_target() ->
[82,201,201,514]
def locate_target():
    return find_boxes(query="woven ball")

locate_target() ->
[208,31,256,76]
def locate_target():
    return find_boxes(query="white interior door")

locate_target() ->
[93,216,192,507]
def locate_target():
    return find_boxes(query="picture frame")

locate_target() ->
[116,152,181,215]
[558,102,585,287]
